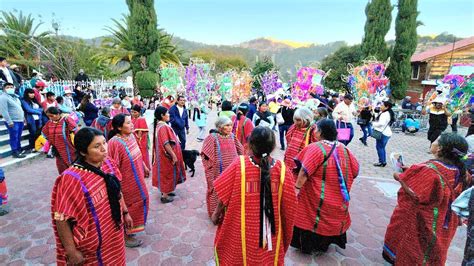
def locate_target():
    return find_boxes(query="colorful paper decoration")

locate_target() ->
[216,71,233,101]
[160,64,184,97]
[184,58,214,104]
[259,71,282,96]
[292,66,326,105]
[231,71,252,103]
[344,58,390,106]
[444,74,474,113]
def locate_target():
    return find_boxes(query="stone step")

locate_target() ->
[0,139,30,158]
[0,130,30,147]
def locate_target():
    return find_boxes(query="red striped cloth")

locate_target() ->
[151,123,186,193]
[201,133,243,218]
[294,141,359,236]
[231,116,254,154]
[51,159,126,265]
[91,117,112,138]
[132,117,150,169]
[284,124,317,177]
[213,157,297,265]
[108,135,149,234]
[42,116,78,174]
[383,161,462,265]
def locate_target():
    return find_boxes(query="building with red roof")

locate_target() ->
[407,36,474,101]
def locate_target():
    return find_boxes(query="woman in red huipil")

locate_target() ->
[383,133,471,265]
[291,119,359,255]
[152,106,186,203]
[91,107,112,137]
[201,116,243,219]
[52,127,130,265]
[212,126,297,265]
[131,104,151,170]
[42,107,78,174]
[284,107,317,177]
[107,114,149,248]
[231,103,254,154]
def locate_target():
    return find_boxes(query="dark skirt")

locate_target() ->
[427,127,445,143]
[290,226,347,254]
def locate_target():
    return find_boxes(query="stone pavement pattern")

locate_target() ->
[0,110,467,265]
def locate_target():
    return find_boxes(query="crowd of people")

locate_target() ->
[0,54,473,265]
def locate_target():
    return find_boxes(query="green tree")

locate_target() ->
[126,0,160,96]
[0,11,51,75]
[45,39,119,80]
[99,15,182,71]
[387,0,421,99]
[361,0,392,61]
[251,56,276,93]
[321,45,364,92]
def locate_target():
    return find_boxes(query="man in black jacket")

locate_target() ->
[0,57,20,89]
[74,69,90,84]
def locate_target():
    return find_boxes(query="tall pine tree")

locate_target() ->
[388,0,420,99]
[126,0,160,97]
[361,0,392,60]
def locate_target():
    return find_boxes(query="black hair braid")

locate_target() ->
[438,133,469,188]
[73,127,122,229]
[151,116,158,164]
[77,158,122,229]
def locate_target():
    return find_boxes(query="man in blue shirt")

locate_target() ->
[169,95,189,150]
[246,96,257,120]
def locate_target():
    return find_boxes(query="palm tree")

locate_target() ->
[0,11,51,75]
[97,14,182,72]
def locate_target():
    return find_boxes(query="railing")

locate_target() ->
[18,79,134,98]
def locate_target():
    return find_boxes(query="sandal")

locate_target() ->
[125,238,143,248]
[161,197,174,204]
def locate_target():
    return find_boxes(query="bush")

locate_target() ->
[135,70,159,97]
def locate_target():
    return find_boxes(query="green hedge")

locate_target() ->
[135,70,159,97]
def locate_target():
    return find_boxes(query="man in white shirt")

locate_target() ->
[332,94,358,145]
[0,57,19,89]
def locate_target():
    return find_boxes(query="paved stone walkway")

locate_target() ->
[0,110,466,265]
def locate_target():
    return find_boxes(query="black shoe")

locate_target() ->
[12,152,26,158]
[161,197,174,204]
[373,163,387,167]
[46,154,54,159]
[168,192,176,197]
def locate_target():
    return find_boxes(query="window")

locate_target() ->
[411,64,420,80]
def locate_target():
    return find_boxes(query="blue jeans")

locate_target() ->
[376,135,390,164]
[360,124,373,143]
[5,121,24,154]
[279,124,291,149]
[338,122,354,146]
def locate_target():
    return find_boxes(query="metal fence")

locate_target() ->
[18,79,134,98]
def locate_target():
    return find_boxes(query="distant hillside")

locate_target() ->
[59,32,463,80]
[172,36,346,78]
